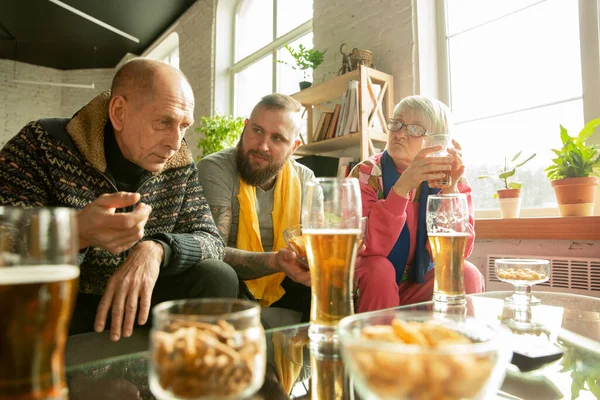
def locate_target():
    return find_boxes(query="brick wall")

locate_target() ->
[1,60,61,147]
[0,59,112,148]
[60,68,113,117]
[313,0,416,102]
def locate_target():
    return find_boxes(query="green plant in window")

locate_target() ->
[276,44,325,81]
[477,151,536,196]
[195,114,244,161]
[545,118,600,180]
[557,341,600,399]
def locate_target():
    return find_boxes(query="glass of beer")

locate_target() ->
[0,207,79,400]
[302,177,362,343]
[426,194,469,305]
[422,134,452,188]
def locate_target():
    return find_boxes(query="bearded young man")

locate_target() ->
[197,94,315,321]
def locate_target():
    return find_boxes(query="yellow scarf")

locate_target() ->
[236,160,301,307]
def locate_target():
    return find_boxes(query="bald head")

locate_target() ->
[107,58,195,173]
[111,58,190,106]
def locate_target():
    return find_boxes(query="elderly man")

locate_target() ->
[0,59,236,341]
[197,94,314,321]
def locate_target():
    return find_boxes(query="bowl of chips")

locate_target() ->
[339,311,511,400]
[283,224,309,267]
[149,299,266,400]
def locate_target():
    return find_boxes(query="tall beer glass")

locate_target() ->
[302,177,362,343]
[426,194,469,305]
[422,134,452,188]
[0,207,79,400]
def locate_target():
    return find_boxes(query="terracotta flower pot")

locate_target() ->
[551,177,599,216]
[496,188,521,199]
[497,189,521,218]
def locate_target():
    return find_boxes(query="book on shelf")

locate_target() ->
[348,161,360,175]
[337,156,356,179]
[326,104,342,140]
[313,112,327,142]
[335,82,352,138]
[349,83,360,133]
[339,80,359,137]
[317,112,333,142]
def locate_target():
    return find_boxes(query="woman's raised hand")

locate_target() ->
[392,145,453,198]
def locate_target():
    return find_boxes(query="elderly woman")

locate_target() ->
[350,95,484,312]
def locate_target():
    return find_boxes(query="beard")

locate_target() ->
[235,138,290,187]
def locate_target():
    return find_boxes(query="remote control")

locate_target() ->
[510,334,564,372]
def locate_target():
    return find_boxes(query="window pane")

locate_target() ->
[276,0,312,37]
[235,55,274,118]
[277,33,313,95]
[448,0,581,123]
[163,47,179,69]
[446,0,540,36]
[454,100,583,210]
[237,0,273,61]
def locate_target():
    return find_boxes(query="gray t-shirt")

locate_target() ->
[197,147,315,251]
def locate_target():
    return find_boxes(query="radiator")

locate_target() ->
[486,254,600,298]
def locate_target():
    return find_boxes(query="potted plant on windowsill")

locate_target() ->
[277,44,325,91]
[195,114,244,161]
[545,118,600,217]
[478,151,536,218]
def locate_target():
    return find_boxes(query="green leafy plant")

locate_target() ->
[478,151,537,194]
[545,118,600,180]
[276,44,326,81]
[557,342,600,399]
[195,115,244,161]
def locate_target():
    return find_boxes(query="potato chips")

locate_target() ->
[349,319,495,400]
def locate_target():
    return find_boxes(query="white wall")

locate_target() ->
[1,60,61,147]
[60,69,114,117]
[0,59,112,148]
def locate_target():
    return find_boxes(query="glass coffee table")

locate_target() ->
[65,291,600,399]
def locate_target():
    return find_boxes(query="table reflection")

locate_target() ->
[65,292,600,400]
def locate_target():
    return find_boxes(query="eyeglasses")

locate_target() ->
[387,119,430,138]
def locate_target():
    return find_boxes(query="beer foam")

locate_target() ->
[428,232,470,237]
[0,265,79,284]
[302,229,362,235]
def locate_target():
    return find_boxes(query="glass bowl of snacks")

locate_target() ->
[149,298,266,400]
[495,259,550,307]
[339,311,511,400]
[283,224,309,267]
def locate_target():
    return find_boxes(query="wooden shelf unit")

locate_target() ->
[292,66,394,161]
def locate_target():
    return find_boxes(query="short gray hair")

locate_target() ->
[393,95,453,135]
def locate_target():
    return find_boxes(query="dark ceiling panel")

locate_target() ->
[0,0,197,70]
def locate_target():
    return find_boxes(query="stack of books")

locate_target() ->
[311,80,382,143]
